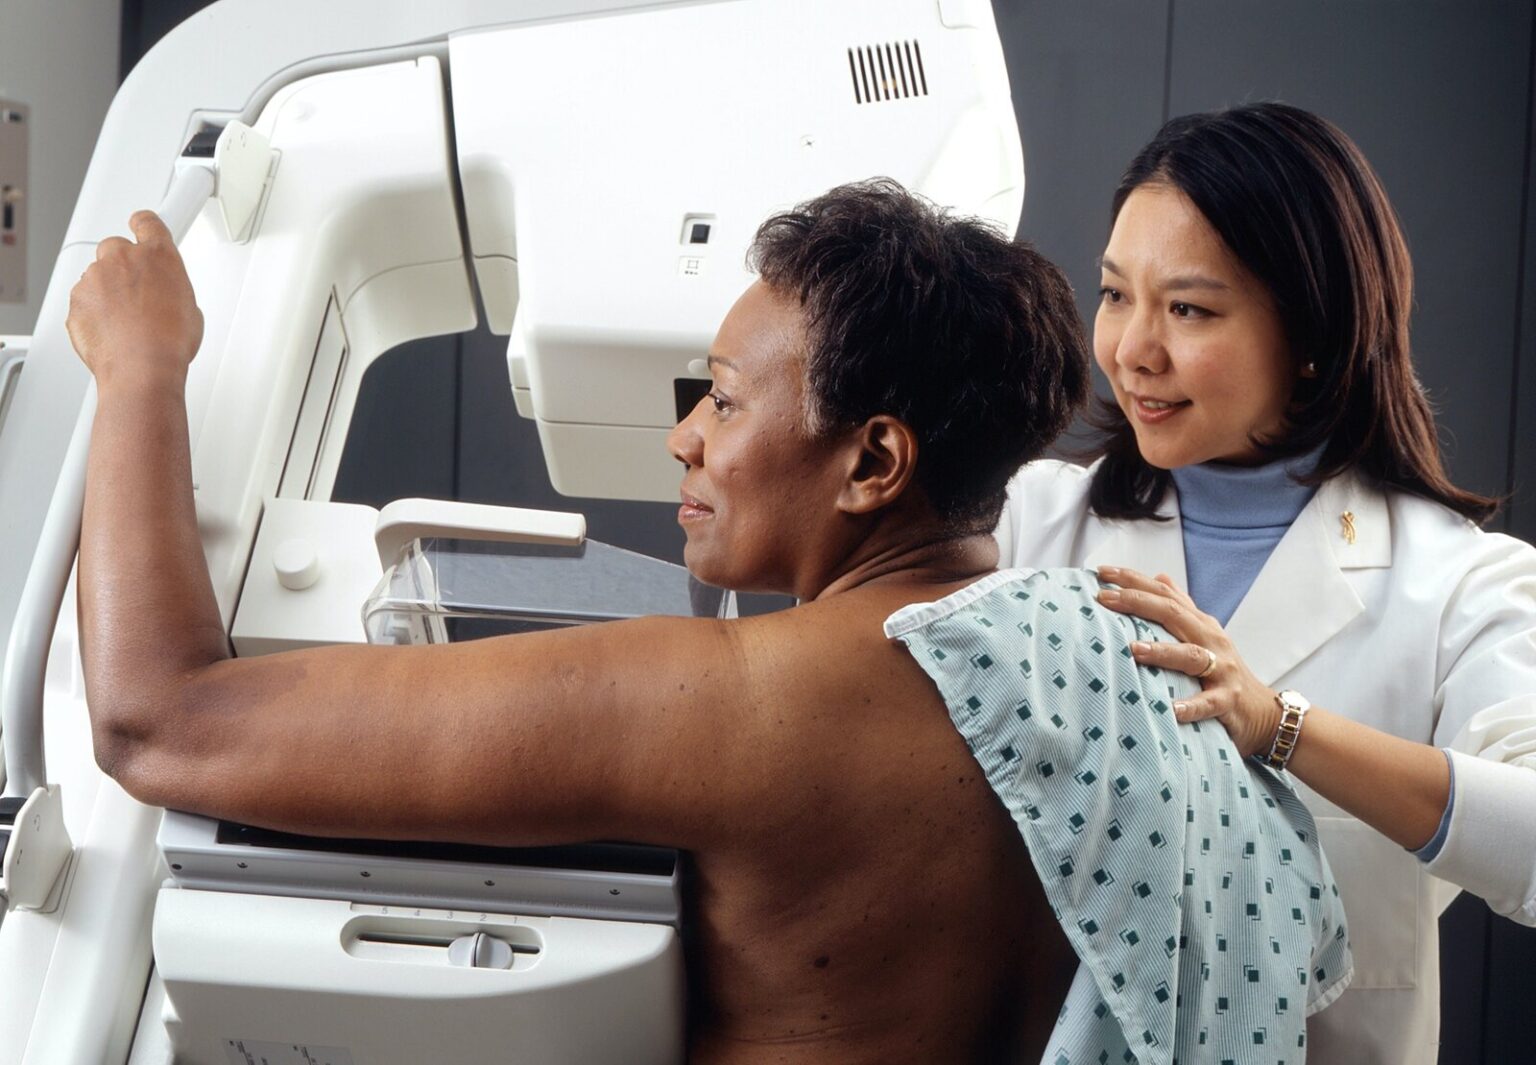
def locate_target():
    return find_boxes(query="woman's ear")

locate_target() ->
[837,415,919,515]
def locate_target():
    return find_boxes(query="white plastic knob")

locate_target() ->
[447,932,514,969]
[272,538,320,591]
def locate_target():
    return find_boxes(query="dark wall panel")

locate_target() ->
[1438,892,1493,1065]
[330,337,459,507]
[119,0,217,80]
[1510,16,1536,544]
[1489,18,1536,1063]
[996,1,1170,329]
[994,1,1169,454]
[1168,0,1534,512]
[1485,898,1536,1064]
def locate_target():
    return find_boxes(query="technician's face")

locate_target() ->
[666,281,846,594]
[1095,184,1297,468]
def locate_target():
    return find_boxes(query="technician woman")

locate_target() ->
[995,102,1536,1064]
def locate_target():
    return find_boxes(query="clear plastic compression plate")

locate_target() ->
[363,537,734,645]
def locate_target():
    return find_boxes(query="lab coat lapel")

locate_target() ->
[1083,488,1189,591]
[1225,472,1392,686]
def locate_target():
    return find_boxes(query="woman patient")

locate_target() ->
[68,179,1347,1063]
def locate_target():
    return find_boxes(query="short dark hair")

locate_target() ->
[749,178,1090,534]
[1089,102,1499,524]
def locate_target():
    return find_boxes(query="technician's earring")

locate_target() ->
[1300,361,1319,379]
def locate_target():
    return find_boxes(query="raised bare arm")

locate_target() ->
[67,212,765,851]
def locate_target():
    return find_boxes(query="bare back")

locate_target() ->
[678,582,1076,1064]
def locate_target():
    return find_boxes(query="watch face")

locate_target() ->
[1278,690,1310,714]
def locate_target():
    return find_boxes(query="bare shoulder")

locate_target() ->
[479,597,963,850]
[704,588,986,774]
[719,592,956,731]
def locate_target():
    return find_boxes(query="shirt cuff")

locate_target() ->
[1421,748,1536,926]
[1411,749,1455,862]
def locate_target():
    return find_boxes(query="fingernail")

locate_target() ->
[1131,640,1150,654]
[1173,701,1189,717]
[1098,565,1120,577]
[1098,589,1121,603]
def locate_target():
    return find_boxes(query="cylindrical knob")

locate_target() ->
[447,932,514,969]
[272,538,320,591]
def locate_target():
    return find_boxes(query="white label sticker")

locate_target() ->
[224,1038,356,1065]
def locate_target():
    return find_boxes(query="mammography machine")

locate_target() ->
[0,1,1024,1060]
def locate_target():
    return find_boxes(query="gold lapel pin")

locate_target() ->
[1340,510,1357,545]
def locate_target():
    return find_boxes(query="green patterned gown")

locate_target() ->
[884,568,1353,1065]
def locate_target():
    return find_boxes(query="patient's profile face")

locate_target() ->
[666,281,848,596]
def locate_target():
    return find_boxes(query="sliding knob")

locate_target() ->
[448,932,514,969]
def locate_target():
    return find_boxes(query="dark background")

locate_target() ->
[122,2,1536,1061]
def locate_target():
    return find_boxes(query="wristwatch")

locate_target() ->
[1263,690,1311,771]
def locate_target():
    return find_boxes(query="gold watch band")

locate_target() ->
[1264,691,1310,771]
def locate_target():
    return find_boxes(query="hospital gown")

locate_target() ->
[884,568,1352,1065]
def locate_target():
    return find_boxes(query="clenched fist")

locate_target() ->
[67,211,204,388]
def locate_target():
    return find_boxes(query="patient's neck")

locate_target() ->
[807,517,998,602]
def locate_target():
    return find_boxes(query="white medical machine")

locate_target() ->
[0,0,1024,1061]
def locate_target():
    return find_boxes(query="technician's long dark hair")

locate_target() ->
[1088,102,1500,524]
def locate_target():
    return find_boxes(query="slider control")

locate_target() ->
[447,931,515,969]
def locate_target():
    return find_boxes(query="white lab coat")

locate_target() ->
[995,459,1536,1065]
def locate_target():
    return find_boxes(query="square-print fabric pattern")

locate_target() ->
[885,568,1353,1065]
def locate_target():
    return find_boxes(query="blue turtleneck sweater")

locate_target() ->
[1169,451,1321,627]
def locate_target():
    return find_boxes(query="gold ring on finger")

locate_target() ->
[1195,648,1218,679]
